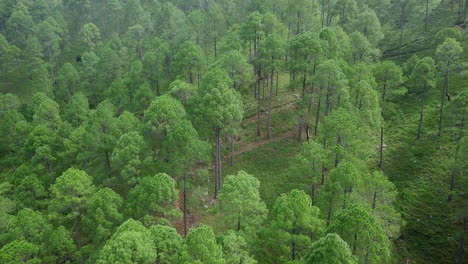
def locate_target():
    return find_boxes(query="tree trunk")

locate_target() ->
[311,183,315,206]
[425,0,430,31]
[335,136,342,168]
[438,71,449,137]
[327,199,333,226]
[230,134,234,166]
[105,151,112,178]
[372,191,377,210]
[457,216,467,263]
[276,72,279,96]
[448,115,464,202]
[352,232,358,255]
[314,86,323,136]
[298,120,303,141]
[379,125,384,169]
[302,71,307,96]
[267,70,274,139]
[214,127,221,198]
[213,19,217,58]
[183,174,188,237]
[417,95,425,140]
[257,81,261,137]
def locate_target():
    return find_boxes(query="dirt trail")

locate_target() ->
[242,99,297,125]
[231,128,296,157]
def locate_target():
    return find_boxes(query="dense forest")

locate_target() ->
[0,0,467,263]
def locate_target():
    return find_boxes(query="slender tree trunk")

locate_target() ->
[379,125,384,169]
[314,86,323,136]
[214,127,221,198]
[237,216,241,231]
[438,71,449,136]
[267,69,274,139]
[257,80,261,137]
[327,199,333,226]
[213,19,217,58]
[276,72,279,96]
[335,136,341,167]
[230,135,234,166]
[425,0,430,31]
[311,183,315,205]
[183,174,188,237]
[291,226,297,261]
[352,232,358,255]
[417,95,425,140]
[298,118,303,141]
[372,191,377,210]
[302,71,307,96]
[448,115,464,202]
[105,151,112,178]
[457,216,467,264]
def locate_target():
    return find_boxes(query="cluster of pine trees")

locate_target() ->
[0,0,466,263]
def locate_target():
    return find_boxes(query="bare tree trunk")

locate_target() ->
[214,127,221,198]
[314,86,323,136]
[105,151,112,178]
[183,174,188,237]
[379,125,384,169]
[372,191,377,210]
[230,135,234,166]
[276,72,279,96]
[457,216,467,264]
[267,69,274,139]
[438,72,449,137]
[417,95,425,140]
[311,183,315,205]
[425,0,430,31]
[257,82,261,137]
[448,115,464,202]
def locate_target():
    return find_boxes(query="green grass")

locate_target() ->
[223,138,303,208]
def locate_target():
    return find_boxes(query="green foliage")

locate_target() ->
[327,204,391,264]
[48,168,96,227]
[0,240,40,264]
[180,224,225,264]
[82,188,123,245]
[126,173,180,224]
[217,171,268,239]
[260,190,325,263]
[149,225,182,264]
[303,233,356,264]
[96,219,156,264]
[190,67,243,134]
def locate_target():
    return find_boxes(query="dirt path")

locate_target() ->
[242,98,298,125]
[231,128,296,157]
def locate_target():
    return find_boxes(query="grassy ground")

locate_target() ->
[384,33,468,264]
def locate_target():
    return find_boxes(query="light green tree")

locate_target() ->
[189,67,243,198]
[410,57,436,139]
[217,171,268,240]
[261,189,325,263]
[435,38,463,136]
[126,173,180,225]
[221,231,257,264]
[111,131,144,190]
[327,204,391,264]
[96,219,156,264]
[180,224,226,264]
[303,233,356,264]
[149,225,182,264]
[48,168,96,239]
[82,188,123,247]
[373,60,404,168]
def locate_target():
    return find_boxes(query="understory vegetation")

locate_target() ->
[0,0,467,263]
